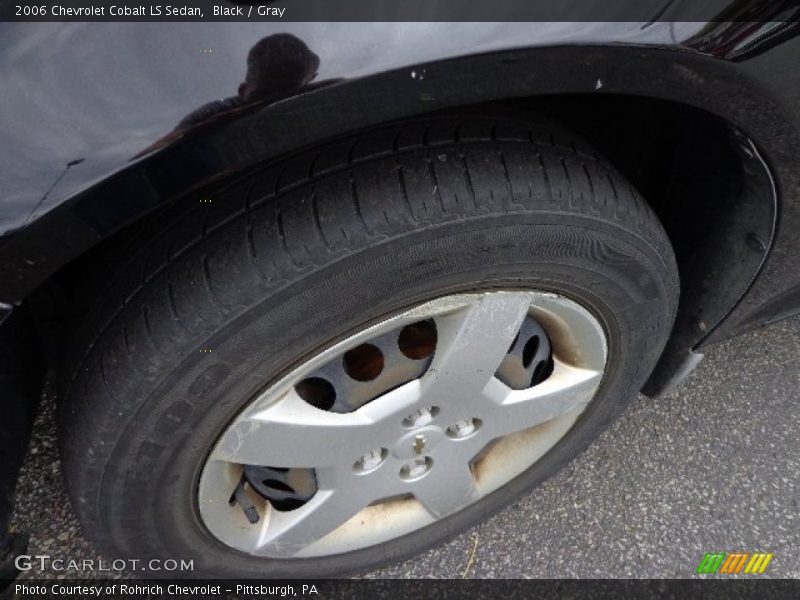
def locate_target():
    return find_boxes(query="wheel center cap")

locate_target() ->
[392,426,444,459]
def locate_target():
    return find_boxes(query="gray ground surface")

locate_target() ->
[11,316,800,579]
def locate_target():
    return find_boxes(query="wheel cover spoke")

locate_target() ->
[482,358,602,439]
[211,380,424,468]
[210,389,373,468]
[422,293,532,410]
[256,486,366,558]
[413,463,479,519]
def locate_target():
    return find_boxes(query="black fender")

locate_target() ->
[0,25,797,390]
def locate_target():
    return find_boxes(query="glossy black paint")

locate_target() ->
[1,19,800,366]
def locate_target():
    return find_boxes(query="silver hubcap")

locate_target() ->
[198,291,607,558]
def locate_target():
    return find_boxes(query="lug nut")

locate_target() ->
[399,457,433,480]
[402,406,439,428]
[447,417,481,439]
[353,448,386,473]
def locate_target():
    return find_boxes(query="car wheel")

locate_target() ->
[59,117,678,577]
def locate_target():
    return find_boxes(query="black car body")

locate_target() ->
[2,8,800,576]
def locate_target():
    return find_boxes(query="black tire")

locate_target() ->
[59,117,678,578]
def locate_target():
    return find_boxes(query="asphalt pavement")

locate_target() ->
[11,315,800,579]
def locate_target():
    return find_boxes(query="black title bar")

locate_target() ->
[3,0,799,22]
[5,578,800,600]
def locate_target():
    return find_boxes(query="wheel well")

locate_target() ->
[26,93,776,396]
[527,94,775,394]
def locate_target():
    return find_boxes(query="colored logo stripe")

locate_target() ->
[696,552,773,574]
[719,553,748,574]
[697,553,726,574]
[745,553,773,574]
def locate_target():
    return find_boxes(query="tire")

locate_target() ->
[59,116,678,578]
